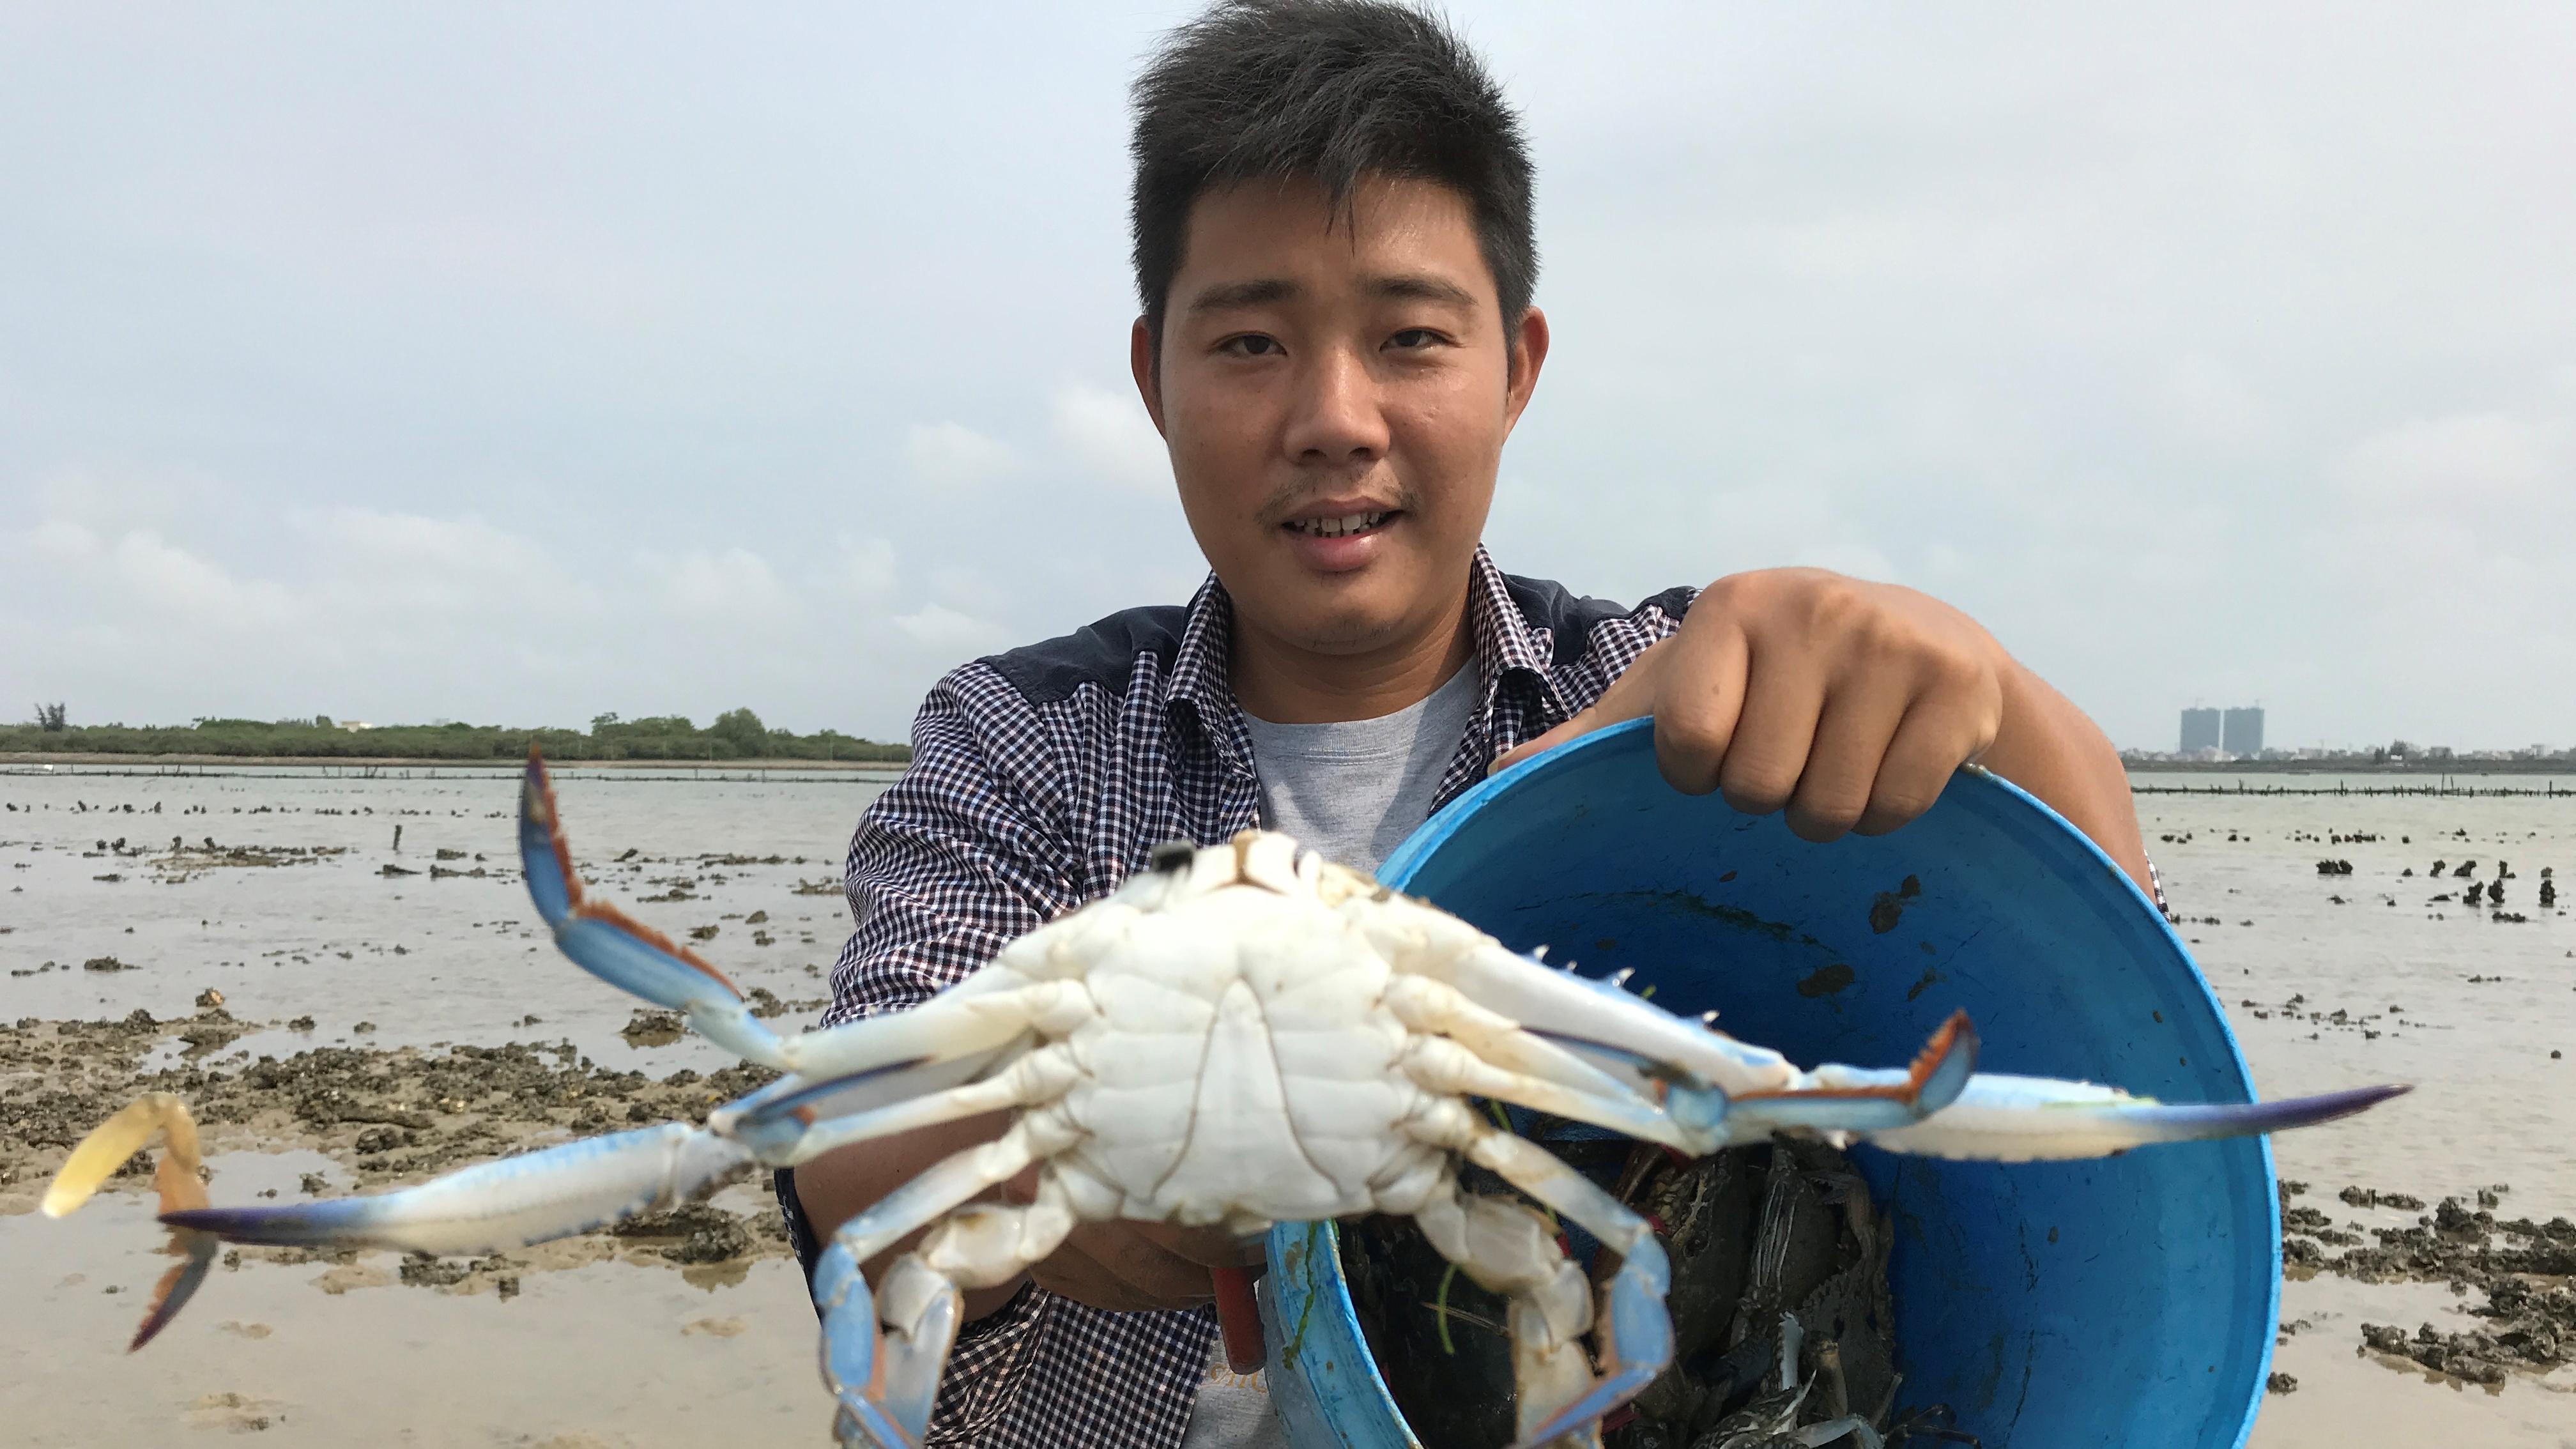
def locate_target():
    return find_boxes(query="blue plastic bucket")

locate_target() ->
[1263,717,2279,1448]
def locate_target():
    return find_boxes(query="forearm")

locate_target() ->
[792,1112,1028,1323]
[1977,660,2153,895]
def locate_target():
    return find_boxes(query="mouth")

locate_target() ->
[1282,509,1397,540]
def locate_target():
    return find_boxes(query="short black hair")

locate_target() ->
[1130,0,1537,356]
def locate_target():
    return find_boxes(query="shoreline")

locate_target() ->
[0,752,907,772]
[2125,760,2576,776]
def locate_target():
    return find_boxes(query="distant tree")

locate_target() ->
[590,712,620,733]
[314,715,334,728]
[33,702,67,732]
[711,707,769,757]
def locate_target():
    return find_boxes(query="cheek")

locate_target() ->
[1166,383,1270,496]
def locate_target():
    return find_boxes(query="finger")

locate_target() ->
[1031,1255,1161,1314]
[1784,673,1914,842]
[1648,622,1749,796]
[1137,1221,1268,1270]
[1853,696,1986,836]
[1487,636,1668,776]
[1715,644,1825,816]
[1034,1229,1209,1312]
[1087,1222,1220,1304]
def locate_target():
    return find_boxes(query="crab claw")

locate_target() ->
[43,1092,222,1349]
[162,1123,755,1255]
[519,749,788,1068]
[815,1246,958,1449]
[1860,1077,2409,1162]
[1664,1012,1981,1146]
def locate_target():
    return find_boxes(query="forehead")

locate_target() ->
[1174,173,1494,307]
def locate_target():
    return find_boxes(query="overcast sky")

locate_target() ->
[4,4,2572,750]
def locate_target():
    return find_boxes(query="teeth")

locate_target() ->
[1292,511,1388,539]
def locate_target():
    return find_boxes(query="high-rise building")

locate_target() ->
[2222,707,2265,756]
[2180,708,2221,753]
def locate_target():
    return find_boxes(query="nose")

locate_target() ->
[1278,343,1390,468]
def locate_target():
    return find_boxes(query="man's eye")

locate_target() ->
[1221,335,1281,357]
[1388,328,1443,350]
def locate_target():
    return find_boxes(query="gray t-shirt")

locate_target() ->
[1239,662,1481,877]
[1179,665,1480,1449]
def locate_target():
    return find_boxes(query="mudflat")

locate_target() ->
[2,766,2570,1445]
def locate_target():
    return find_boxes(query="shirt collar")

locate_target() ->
[1164,546,1572,763]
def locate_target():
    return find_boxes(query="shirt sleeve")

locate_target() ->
[824,664,1082,1029]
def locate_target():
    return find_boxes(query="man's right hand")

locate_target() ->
[792,1114,1263,1320]
[1015,1209,1265,1314]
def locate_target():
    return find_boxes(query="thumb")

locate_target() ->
[1487,641,1664,776]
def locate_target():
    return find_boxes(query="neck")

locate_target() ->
[1229,585,1475,725]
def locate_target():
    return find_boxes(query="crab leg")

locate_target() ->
[153,1041,1085,1263]
[1358,912,1807,1098]
[519,749,1085,1077]
[716,1045,1085,1164]
[1851,1075,2408,1162]
[813,1118,1074,1449]
[42,1092,220,1351]
[1407,1098,1671,1449]
[160,1123,756,1255]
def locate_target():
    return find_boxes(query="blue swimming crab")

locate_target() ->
[46,753,2402,1448]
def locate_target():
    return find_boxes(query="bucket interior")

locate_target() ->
[1266,720,2278,1449]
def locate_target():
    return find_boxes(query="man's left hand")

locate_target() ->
[1491,568,2009,841]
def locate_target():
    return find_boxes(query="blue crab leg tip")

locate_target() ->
[2179,1081,2411,1140]
[1506,1246,1670,1449]
[834,1404,925,1449]
[1916,1013,1979,1116]
[2089,1082,2411,1147]
[518,756,576,925]
[128,1230,218,1352]
[160,1197,379,1248]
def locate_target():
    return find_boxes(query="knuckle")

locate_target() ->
[1866,781,1942,827]
[1719,756,1797,815]
[1655,705,1731,762]
[1786,792,1864,842]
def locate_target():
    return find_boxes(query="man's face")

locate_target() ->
[1133,174,1544,660]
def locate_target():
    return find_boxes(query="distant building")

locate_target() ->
[2223,707,2264,756]
[2180,708,2221,753]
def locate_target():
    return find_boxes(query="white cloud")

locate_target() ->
[893,602,1009,656]
[8,6,2576,747]
[1051,381,1170,494]
[904,422,1020,492]
[827,533,898,599]
[2328,411,2567,507]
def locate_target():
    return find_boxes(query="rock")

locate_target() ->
[620,1010,686,1048]
[611,1203,752,1264]
[195,988,226,1010]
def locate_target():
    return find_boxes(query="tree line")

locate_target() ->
[3,706,908,763]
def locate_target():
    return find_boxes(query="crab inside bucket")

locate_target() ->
[1262,717,2280,1449]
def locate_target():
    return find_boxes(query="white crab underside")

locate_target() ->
[1008,850,1430,1229]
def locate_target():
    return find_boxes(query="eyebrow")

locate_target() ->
[1183,272,1482,316]
[1368,273,1479,309]
[1186,278,1299,315]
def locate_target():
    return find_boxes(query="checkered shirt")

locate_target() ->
[774,546,1692,1449]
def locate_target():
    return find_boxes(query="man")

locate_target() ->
[784,3,2154,1446]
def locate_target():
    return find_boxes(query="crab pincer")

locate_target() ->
[42,1092,220,1351]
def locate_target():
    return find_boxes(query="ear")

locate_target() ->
[1130,316,1169,438]
[1502,305,1550,436]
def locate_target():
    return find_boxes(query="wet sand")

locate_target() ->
[4,767,2572,1445]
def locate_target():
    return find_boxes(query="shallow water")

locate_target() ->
[0,765,888,1072]
[3,767,2572,1445]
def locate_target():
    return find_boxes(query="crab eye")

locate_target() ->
[1147,841,1196,875]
